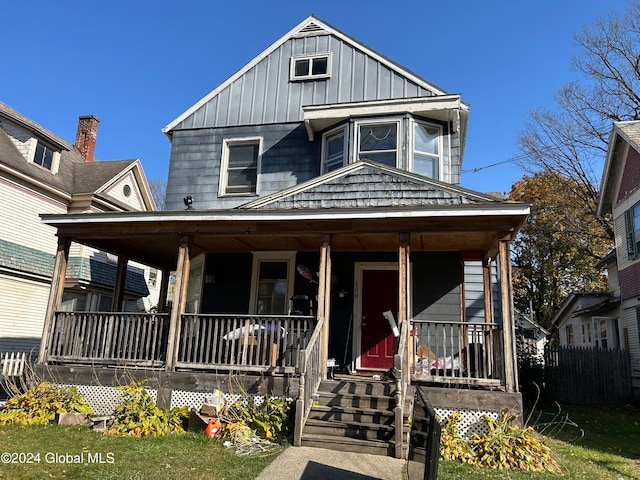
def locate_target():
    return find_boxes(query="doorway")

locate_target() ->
[354,263,398,371]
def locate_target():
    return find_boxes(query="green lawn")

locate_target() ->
[0,425,284,480]
[0,404,638,480]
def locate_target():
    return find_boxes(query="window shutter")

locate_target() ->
[625,209,635,257]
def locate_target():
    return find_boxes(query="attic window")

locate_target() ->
[290,54,330,81]
[34,141,55,170]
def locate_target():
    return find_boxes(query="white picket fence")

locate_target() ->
[1,352,26,377]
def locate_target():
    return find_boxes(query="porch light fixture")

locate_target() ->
[183,196,193,209]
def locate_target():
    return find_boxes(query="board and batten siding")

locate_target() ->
[175,34,434,131]
[0,274,49,354]
[0,178,66,254]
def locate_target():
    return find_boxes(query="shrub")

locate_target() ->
[440,409,560,473]
[225,396,293,443]
[0,382,92,425]
[107,381,188,437]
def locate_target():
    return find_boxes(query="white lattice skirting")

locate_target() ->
[434,408,497,438]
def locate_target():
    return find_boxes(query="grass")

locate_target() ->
[0,424,284,480]
[0,404,637,480]
[438,404,640,480]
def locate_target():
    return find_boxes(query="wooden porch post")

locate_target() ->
[111,255,128,312]
[165,235,191,371]
[157,268,171,313]
[318,235,332,379]
[399,233,411,373]
[482,258,494,324]
[38,236,71,364]
[499,237,518,393]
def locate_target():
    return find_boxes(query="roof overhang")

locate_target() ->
[41,203,528,270]
[302,95,469,141]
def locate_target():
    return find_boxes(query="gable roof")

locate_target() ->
[551,291,617,327]
[163,15,459,135]
[598,120,640,215]
[239,159,507,211]
[0,102,155,211]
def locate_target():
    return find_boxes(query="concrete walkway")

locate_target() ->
[256,446,405,480]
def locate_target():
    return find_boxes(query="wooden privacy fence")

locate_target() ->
[544,345,632,405]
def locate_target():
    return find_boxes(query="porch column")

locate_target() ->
[498,237,518,393]
[157,268,171,313]
[165,235,191,371]
[399,233,411,374]
[38,236,71,364]
[111,255,128,312]
[318,235,332,379]
[482,258,494,324]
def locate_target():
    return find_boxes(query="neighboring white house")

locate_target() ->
[0,101,160,354]
[515,310,549,358]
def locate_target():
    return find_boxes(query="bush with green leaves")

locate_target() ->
[0,382,92,425]
[440,409,559,473]
[107,381,188,437]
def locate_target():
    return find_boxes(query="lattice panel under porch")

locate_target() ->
[169,389,265,410]
[434,408,498,438]
[66,385,157,416]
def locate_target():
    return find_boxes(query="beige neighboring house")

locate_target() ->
[0,101,159,354]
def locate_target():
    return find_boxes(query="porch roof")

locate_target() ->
[41,201,529,271]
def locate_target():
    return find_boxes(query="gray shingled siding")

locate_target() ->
[253,168,477,210]
[175,34,435,131]
[165,123,319,211]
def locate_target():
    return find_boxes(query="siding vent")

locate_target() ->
[293,21,330,38]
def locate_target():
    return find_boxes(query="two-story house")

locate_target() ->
[36,16,529,456]
[0,101,159,356]
[598,120,640,393]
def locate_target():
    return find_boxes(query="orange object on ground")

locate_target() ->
[205,419,222,438]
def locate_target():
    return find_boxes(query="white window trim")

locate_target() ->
[355,118,401,168]
[290,53,332,81]
[30,139,61,174]
[249,251,297,315]
[219,137,262,197]
[321,125,348,174]
[410,119,443,180]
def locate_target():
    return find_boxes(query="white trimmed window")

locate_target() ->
[32,140,60,173]
[220,138,260,196]
[249,252,296,315]
[321,126,347,173]
[357,121,399,167]
[290,53,331,81]
[412,120,442,179]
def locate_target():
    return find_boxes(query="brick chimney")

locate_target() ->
[75,115,100,162]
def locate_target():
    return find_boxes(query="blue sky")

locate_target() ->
[0,0,630,194]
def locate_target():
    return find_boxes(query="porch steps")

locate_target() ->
[300,376,412,457]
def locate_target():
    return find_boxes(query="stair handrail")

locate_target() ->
[393,319,410,458]
[293,315,326,446]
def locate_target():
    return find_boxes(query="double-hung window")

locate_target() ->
[412,121,441,179]
[625,202,640,258]
[357,121,399,167]
[221,138,260,196]
[250,252,296,315]
[322,126,346,173]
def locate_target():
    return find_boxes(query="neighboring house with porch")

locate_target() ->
[0,101,159,355]
[36,16,529,456]
[597,120,640,393]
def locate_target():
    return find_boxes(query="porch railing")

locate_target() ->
[411,320,503,386]
[175,314,315,371]
[293,316,326,446]
[47,312,169,367]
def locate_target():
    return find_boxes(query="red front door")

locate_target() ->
[360,269,398,370]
